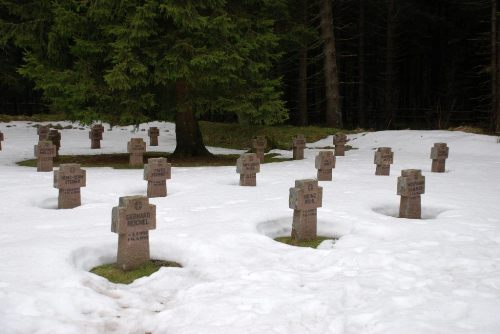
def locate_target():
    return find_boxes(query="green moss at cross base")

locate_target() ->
[274,236,338,249]
[90,259,182,284]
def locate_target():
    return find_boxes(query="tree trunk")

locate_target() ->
[297,0,308,126]
[385,0,396,129]
[320,0,342,128]
[173,80,212,157]
[492,0,500,133]
[358,0,366,128]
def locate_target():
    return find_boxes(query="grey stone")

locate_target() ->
[148,127,159,146]
[289,179,323,241]
[34,141,56,172]
[292,134,306,160]
[315,151,335,181]
[374,147,394,175]
[127,138,146,167]
[236,153,260,186]
[143,157,171,197]
[251,135,267,162]
[430,143,449,173]
[53,164,86,209]
[397,169,425,219]
[111,196,156,271]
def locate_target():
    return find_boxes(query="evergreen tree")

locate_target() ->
[3,0,287,156]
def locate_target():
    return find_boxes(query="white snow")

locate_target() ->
[1,122,500,334]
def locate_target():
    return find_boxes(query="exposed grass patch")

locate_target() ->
[90,259,181,284]
[448,126,487,134]
[17,152,290,169]
[200,121,355,150]
[274,236,338,248]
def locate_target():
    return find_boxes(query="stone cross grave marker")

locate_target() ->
[430,143,449,173]
[289,179,323,241]
[148,127,159,146]
[292,134,306,160]
[127,138,146,166]
[315,151,336,181]
[251,135,267,162]
[49,129,61,157]
[236,153,260,186]
[374,147,394,176]
[53,164,86,209]
[0,131,3,150]
[397,169,425,219]
[333,134,348,156]
[34,141,57,172]
[144,157,171,197]
[37,125,50,141]
[111,196,156,270]
[89,124,104,149]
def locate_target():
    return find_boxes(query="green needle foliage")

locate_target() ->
[3,0,288,126]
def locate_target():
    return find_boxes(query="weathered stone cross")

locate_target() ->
[144,157,171,197]
[430,143,449,173]
[89,124,104,149]
[34,141,57,172]
[148,127,159,146]
[236,153,260,186]
[111,196,156,270]
[37,125,50,141]
[252,135,267,162]
[49,129,61,157]
[292,134,306,160]
[127,138,146,167]
[333,134,348,156]
[397,169,425,219]
[374,147,394,175]
[315,151,335,181]
[53,164,86,209]
[289,179,323,241]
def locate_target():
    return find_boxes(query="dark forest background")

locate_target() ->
[1,0,498,132]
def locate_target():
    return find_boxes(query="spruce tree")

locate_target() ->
[4,0,288,156]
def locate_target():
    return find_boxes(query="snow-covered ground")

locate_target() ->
[1,121,500,334]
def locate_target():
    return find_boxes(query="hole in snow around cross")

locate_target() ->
[256,217,341,249]
[372,205,450,220]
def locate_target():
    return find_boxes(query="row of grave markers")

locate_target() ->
[4,126,449,271]
[50,158,172,209]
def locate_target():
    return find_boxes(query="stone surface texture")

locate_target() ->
[34,141,56,172]
[251,136,267,162]
[315,151,336,181]
[143,157,171,197]
[292,134,306,160]
[333,134,348,156]
[430,143,449,173]
[111,196,156,271]
[53,164,86,209]
[148,127,159,146]
[236,153,260,186]
[289,179,323,241]
[37,126,50,141]
[374,147,394,176]
[127,138,146,167]
[89,125,104,149]
[397,169,425,219]
[49,129,61,157]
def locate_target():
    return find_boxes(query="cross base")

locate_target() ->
[399,196,421,219]
[291,208,317,241]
